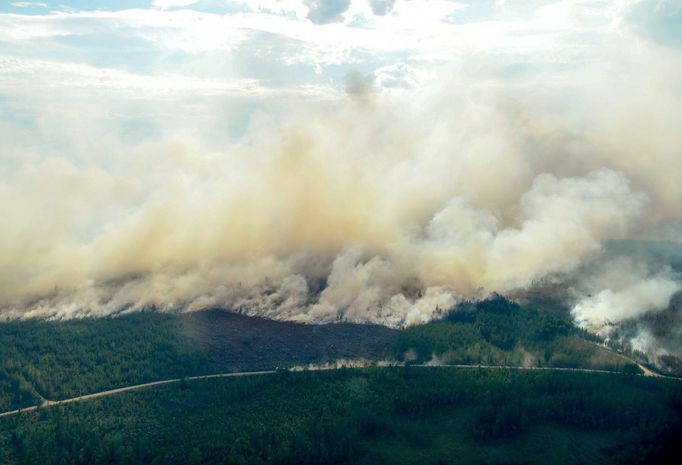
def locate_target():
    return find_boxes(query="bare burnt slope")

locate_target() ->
[179,309,398,371]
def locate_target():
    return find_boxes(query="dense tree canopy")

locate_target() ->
[0,368,680,465]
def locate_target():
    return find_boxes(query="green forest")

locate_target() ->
[0,312,213,411]
[1,367,680,465]
[393,296,639,372]
[0,309,395,411]
[0,298,678,464]
[0,297,644,412]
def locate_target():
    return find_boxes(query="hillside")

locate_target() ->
[0,310,397,411]
[0,296,653,414]
[1,298,679,465]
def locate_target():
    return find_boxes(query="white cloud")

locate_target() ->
[304,0,352,24]
[0,57,268,96]
[152,0,200,9]
[10,2,48,8]
[369,0,396,16]
[374,62,422,94]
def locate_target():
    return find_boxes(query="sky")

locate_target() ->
[0,1,677,134]
[1,1,682,358]
[0,0,677,145]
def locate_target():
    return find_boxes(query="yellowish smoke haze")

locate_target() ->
[1,51,682,331]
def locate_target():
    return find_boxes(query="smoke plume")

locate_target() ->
[572,263,681,336]
[1,86,678,327]
[1,3,682,368]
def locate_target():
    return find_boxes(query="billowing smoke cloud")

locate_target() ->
[1,2,682,377]
[569,253,682,368]
[0,90,670,327]
[572,263,681,336]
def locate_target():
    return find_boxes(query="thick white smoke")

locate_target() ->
[572,265,682,337]
[0,105,659,326]
[1,17,682,336]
